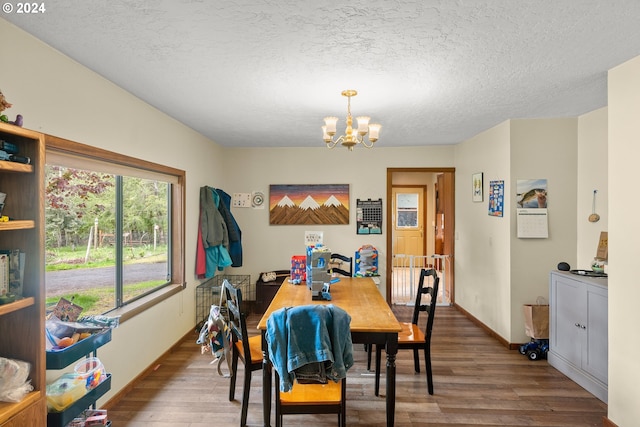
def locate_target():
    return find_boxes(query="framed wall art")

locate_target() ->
[472,172,483,202]
[488,180,504,217]
[269,184,349,225]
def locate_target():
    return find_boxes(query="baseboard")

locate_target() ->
[101,328,196,411]
[453,303,513,349]
[602,416,617,427]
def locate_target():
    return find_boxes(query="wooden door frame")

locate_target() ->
[386,167,455,304]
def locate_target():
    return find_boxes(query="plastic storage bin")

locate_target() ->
[74,357,105,390]
[46,374,87,412]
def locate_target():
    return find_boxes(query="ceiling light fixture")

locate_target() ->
[322,89,381,151]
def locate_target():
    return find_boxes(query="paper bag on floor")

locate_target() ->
[523,298,549,339]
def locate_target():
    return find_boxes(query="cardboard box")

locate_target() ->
[596,231,608,260]
[291,255,306,282]
[85,414,108,426]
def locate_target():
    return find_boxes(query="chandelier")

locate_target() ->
[322,90,381,151]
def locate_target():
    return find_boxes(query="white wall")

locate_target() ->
[509,119,578,343]
[454,121,512,339]
[0,19,226,403]
[577,108,608,268]
[454,111,607,346]
[608,55,640,427]
[220,146,454,294]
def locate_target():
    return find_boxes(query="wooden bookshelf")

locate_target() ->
[0,122,46,426]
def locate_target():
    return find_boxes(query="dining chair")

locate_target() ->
[275,371,346,427]
[267,304,352,427]
[330,253,353,277]
[372,268,439,395]
[224,280,264,427]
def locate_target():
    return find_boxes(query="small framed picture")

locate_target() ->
[472,172,483,202]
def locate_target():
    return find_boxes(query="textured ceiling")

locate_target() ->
[4,1,640,148]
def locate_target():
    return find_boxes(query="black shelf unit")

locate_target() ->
[45,330,112,426]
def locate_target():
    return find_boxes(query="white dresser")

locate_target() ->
[548,270,608,403]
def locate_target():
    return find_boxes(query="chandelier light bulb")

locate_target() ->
[368,123,381,142]
[356,116,370,135]
[323,116,338,135]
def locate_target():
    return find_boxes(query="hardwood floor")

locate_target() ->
[106,306,607,426]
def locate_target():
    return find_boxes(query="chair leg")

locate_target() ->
[374,345,382,396]
[275,373,282,427]
[340,377,347,427]
[366,344,372,371]
[240,369,251,427]
[425,346,434,395]
[413,348,420,373]
[229,349,239,401]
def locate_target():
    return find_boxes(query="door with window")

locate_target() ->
[392,186,425,258]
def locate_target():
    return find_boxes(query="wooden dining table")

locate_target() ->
[257,276,401,427]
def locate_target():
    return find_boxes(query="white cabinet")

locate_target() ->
[548,271,608,403]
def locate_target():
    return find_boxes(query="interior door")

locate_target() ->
[392,187,425,257]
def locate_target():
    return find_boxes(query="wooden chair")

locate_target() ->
[224,280,264,427]
[275,372,346,427]
[330,253,353,277]
[372,268,439,395]
[268,305,351,427]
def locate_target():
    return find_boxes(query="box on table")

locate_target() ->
[291,255,306,282]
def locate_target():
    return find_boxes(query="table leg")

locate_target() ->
[386,332,398,427]
[262,331,272,427]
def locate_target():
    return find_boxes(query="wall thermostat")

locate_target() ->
[252,191,265,208]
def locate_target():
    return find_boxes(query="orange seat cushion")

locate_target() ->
[235,335,263,363]
[398,322,426,344]
[280,379,343,405]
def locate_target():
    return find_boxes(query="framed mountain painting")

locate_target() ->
[269,184,349,225]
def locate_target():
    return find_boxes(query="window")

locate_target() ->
[44,135,185,321]
[396,193,419,228]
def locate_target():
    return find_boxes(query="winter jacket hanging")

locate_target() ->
[196,186,232,278]
[215,188,243,267]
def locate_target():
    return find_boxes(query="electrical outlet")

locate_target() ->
[232,193,252,208]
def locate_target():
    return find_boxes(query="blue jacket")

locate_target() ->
[215,188,243,267]
[266,304,354,392]
[199,186,232,277]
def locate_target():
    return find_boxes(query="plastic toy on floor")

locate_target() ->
[519,338,549,360]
